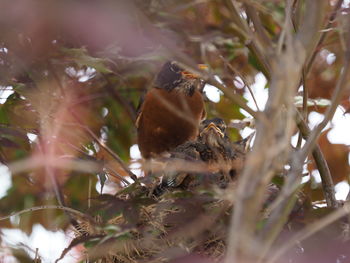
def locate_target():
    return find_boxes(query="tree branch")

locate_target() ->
[176,61,264,121]
[219,55,261,111]
[305,0,344,75]
[224,0,272,78]
[296,111,337,208]
[301,25,350,160]
[224,1,327,261]
[0,205,94,222]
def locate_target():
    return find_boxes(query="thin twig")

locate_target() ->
[41,67,65,207]
[101,73,137,122]
[259,105,338,260]
[291,0,302,31]
[219,55,261,111]
[224,0,271,78]
[104,163,131,185]
[301,69,308,119]
[244,2,273,49]
[88,177,92,209]
[208,76,262,120]
[296,111,337,207]
[224,1,327,261]
[301,37,350,160]
[177,61,263,122]
[304,0,344,75]
[259,107,338,262]
[34,248,40,262]
[70,110,138,182]
[34,68,82,231]
[0,205,93,222]
[36,137,66,208]
[296,66,308,149]
[60,139,131,185]
[8,155,101,174]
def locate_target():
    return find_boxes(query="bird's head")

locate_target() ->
[155,61,207,95]
[199,118,227,147]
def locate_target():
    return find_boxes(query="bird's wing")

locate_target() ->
[135,89,147,128]
[201,107,207,120]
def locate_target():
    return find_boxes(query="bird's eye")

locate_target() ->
[170,63,181,73]
[218,122,226,132]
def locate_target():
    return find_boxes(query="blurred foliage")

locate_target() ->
[0,0,349,262]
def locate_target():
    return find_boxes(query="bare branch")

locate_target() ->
[219,55,260,111]
[301,21,350,159]
[224,1,327,261]
[305,0,344,75]
[296,111,337,208]
[177,61,263,121]
[244,2,273,49]
[0,205,93,222]
[224,0,272,78]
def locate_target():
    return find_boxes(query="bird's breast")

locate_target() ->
[137,88,205,158]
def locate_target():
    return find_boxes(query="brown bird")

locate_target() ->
[136,61,206,158]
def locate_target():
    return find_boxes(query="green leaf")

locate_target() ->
[271,175,285,187]
[0,137,21,148]
[248,53,264,72]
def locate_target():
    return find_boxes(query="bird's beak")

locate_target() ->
[201,122,225,138]
[198,64,208,70]
[181,64,208,79]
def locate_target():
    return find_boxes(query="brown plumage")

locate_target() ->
[136,61,206,158]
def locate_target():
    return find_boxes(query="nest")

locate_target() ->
[57,134,304,263]
[69,177,236,263]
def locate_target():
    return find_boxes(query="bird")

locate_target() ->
[196,117,235,163]
[136,61,207,159]
[196,117,246,181]
[157,118,249,191]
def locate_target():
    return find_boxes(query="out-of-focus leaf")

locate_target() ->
[308,129,350,184]
[213,97,245,141]
[64,173,98,209]
[10,247,34,263]
[304,181,326,203]
[5,95,39,130]
[299,205,335,225]
[271,175,284,187]
[0,137,21,148]
[248,53,265,73]
[294,96,332,107]
[61,47,112,74]
[0,125,28,139]
[0,125,31,161]
[12,83,27,96]
[0,105,9,124]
